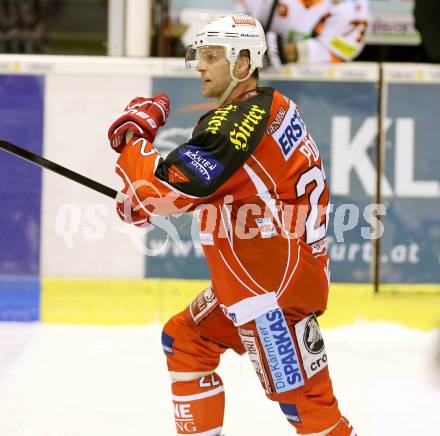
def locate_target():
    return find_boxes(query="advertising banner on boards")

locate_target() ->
[368,0,420,45]
[380,81,440,283]
[0,75,44,320]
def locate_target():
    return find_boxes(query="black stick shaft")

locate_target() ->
[0,140,120,200]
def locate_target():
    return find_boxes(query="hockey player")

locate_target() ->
[108,14,356,436]
[235,0,370,66]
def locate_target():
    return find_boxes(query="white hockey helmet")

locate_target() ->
[185,14,267,72]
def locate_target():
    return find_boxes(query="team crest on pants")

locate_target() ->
[189,286,217,325]
[295,314,328,379]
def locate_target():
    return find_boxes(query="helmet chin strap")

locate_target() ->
[217,61,255,107]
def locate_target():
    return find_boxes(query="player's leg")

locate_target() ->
[162,285,245,436]
[163,310,226,435]
[237,308,355,435]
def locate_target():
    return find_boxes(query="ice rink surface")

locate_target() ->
[0,321,439,436]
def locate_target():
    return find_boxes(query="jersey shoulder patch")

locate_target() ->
[177,145,225,186]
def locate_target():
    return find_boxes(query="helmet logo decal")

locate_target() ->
[232,15,257,26]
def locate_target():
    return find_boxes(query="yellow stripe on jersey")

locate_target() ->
[41,278,440,330]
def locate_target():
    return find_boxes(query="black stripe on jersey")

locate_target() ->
[154,88,275,198]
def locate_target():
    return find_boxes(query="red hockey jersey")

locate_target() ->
[116,87,331,326]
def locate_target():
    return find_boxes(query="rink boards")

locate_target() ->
[0,56,439,324]
[41,278,439,330]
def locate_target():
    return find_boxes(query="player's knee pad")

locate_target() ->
[162,314,199,372]
[171,371,225,436]
[162,288,240,374]
[162,312,222,373]
[161,314,181,358]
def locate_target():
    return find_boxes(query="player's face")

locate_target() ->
[196,46,232,99]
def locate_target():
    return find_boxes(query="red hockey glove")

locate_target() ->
[108,93,170,153]
[116,193,151,228]
[116,203,151,228]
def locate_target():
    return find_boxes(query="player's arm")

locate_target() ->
[108,92,209,226]
[110,99,207,224]
[111,97,271,225]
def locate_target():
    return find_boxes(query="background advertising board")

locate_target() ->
[380,71,440,283]
[0,59,438,294]
[368,0,420,45]
[0,75,44,320]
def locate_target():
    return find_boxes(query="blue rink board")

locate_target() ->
[0,276,40,321]
[0,74,44,320]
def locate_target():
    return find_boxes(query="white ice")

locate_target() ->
[0,321,439,436]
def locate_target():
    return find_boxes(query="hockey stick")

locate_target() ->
[0,139,126,202]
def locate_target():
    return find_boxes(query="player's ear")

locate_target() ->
[236,50,251,78]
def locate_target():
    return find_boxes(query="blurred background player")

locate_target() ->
[108,14,356,436]
[235,0,370,69]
